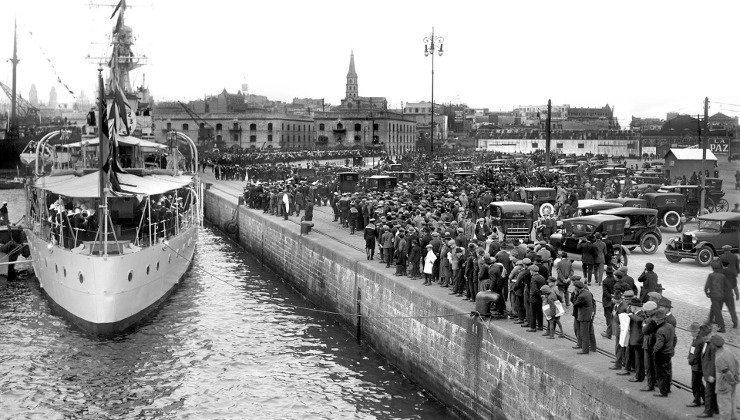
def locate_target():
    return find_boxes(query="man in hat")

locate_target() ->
[615,266,638,295]
[638,263,660,303]
[620,297,646,380]
[572,279,596,354]
[713,335,739,419]
[641,300,659,392]
[381,226,394,267]
[601,265,616,339]
[527,264,547,332]
[698,332,721,418]
[593,232,607,285]
[651,310,676,397]
[706,260,728,332]
[687,322,709,408]
[578,235,596,285]
[513,260,532,325]
[718,244,739,329]
[610,289,633,371]
[555,252,573,307]
[395,229,409,276]
[364,219,377,260]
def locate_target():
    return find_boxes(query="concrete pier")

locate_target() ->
[203,181,695,420]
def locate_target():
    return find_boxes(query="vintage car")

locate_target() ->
[337,171,359,193]
[488,201,535,243]
[388,171,416,182]
[452,170,477,179]
[388,163,403,172]
[631,183,662,195]
[447,160,475,171]
[704,178,729,212]
[295,167,318,182]
[549,214,628,266]
[605,197,647,208]
[365,175,398,192]
[522,187,557,216]
[575,199,622,216]
[599,207,662,254]
[664,212,739,266]
[658,185,714,214]
[643,192,686,231]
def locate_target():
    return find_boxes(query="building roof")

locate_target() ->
[665,148,718,161]
[347,51,357,77]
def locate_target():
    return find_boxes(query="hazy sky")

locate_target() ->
[1,0,739,126]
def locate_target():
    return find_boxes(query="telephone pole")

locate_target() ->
[700,97,709,212]
[546,99,552,170]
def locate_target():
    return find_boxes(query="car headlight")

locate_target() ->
[690,233,697,244]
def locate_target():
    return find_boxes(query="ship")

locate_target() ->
[22,2,202,335]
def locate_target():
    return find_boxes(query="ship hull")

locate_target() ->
[24,226,198,335]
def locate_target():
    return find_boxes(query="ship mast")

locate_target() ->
[8,19,19,139]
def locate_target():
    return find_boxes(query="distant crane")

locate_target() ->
[177,101,215,146]
[0,80,41,127]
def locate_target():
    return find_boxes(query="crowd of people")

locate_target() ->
[238,150,739,417]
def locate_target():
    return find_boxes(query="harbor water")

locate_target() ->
[0,190,450,419]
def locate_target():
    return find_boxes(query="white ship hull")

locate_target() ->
[24,226,198,335]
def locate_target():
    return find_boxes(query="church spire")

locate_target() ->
[345,50,358,99]
[347,50,356,77]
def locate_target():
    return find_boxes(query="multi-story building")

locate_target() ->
[403,100,448,140]
[314,110,417,155]
[515,104,569,127]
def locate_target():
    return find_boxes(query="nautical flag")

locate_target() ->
[107,78,132,137]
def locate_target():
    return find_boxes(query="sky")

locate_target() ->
[1,0,739,126]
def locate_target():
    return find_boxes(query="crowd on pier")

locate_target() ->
[235,150,739,417]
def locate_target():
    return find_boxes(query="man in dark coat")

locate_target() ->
[364,219,376,260]
[652,311,676,397]
[527,265,546,332]
[705,260,728,332]
[601,265,616,339]
[638,262,660,303]
[698,331,720,417]
[572,280,596,354]
[686,322,709,408]
[718,244,739,329]
[577,235,596,285]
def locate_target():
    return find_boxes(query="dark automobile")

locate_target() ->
[488,201,535,243]
[599,207,662,254]
[452,170,477,179]
[643,192,686,232]
[704,178,729,212]
[605,198,647,208]
[337,171,359,193]
[523,187,557,217]
[576,199,622,216]
[388,171,416,182]
[549,214,628,267]
[365,175,398,192]
[664,212,739,266]
[659,185,714,214]
[389,164,403,172]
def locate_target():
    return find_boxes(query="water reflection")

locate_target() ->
[0,205,450,419]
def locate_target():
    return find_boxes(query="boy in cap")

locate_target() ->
[638,262,659,303]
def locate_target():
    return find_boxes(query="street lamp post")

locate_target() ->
[423,27,443,154]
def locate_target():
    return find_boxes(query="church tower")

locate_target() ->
[345,51,358,99]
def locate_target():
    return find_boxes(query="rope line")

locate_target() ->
[163,242,470,320]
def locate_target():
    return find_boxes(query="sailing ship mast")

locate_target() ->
[8,19,19,140]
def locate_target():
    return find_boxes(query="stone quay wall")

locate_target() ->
[203,187,685,420]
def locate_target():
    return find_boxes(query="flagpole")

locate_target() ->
[97,68,108,256]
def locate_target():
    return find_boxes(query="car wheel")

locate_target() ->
[715,199,729,212]
[695,246,714,267]
[615,250,628,268]
[663,211,680,228]
[539,202,554,217]
[706,198,716,213]
[640,234,659,254]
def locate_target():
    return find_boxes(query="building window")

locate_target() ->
[354,135,361,142]
[337,123,343,130]
[249,123,256,131]
[578,143,585,149]
[354,123,362,131]
[319,123,325,131]
[556,143,563,149]
[182,123,189,131]
[216,134,222,142]
[233,122,239,130]
[166,122,171,130]
[250,135,256,142]
[268,134,273,142]
[199,123,205,129]
[281,123,284,130]
[532,142,538,148]
[373,123,379,131]
[267,123,273,131]
[216,123,223,131]
[232,133,238,143]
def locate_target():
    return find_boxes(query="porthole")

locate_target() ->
[78,272,84,284]
[156,261,160,271]
[128,271,133,282]
[63,267,67,278]
[146,265,150,275]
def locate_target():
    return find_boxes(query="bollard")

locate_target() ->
[475,290,500,317]
[300,220,314,235]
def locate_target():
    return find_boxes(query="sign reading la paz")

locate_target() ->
[709,138,729,154]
